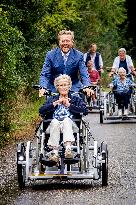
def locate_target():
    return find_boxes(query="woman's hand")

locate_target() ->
[53,97,71,107]
[62,97,71,107]
[53,98,63,107]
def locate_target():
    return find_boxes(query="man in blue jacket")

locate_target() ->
[39,30,93,97]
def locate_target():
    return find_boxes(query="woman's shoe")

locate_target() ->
[48,150,59,163]
[65,146,73,158]
[124,109,128,116]
[118,109,122,117]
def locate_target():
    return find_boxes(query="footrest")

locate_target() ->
[122,116,129,120]
[64,157,80,164]
[40,158,58,167]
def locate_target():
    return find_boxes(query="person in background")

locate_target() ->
[109,48,136,77]
[86,60,100,107]
[109,67,134,116]
[87,60,100,85]
[39,74,88,162]
[39,30,93,97]
[84,43,104,76]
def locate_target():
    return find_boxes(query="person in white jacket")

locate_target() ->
[109,48,136,77]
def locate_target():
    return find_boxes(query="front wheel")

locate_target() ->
[101,142,108,186]
[17,143,26,189]
[100,110,103,123]
[17,164,25,189]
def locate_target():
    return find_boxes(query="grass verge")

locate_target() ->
[0,97,44,148]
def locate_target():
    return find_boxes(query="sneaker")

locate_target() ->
[124,109,128,116]
[65,146,73,159]
[48,150,59,163]
[118,109,122,117]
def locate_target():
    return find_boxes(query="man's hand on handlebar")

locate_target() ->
[108,71,115,77]
[131,68,136,76]
[83,87,94,96]
[39,88,46,97]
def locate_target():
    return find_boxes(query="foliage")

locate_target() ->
[0,0,131,143]
[125,0,136,58]
[73,0,127,66]
[36,0,81,33]
[0,8,26,138]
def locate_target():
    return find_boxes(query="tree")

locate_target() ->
[72,0,127,66]
[0,7,26,138]
[124,0,136,59]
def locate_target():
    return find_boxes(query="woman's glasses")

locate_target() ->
[57,83,69,87]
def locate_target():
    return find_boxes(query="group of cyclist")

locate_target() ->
[108,48,136,116]
[38,29,136,162]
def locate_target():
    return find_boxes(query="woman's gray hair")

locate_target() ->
[54,74,72,89]
[118,67,126,75]
[58,30,74,41]
[118,48,126,54]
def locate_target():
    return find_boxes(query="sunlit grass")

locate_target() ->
[0,97,45,147]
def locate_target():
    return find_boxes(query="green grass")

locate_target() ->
[10,97,44,132]
[0,97,45,148]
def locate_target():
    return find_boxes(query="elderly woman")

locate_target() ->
[110,67,133,116]
[39,74,88,162]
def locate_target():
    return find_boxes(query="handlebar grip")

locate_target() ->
[32,84,40,90]
[32,84,52,96]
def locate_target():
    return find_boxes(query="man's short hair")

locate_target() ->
[118,48,126,54]
[90,43,97,48]
[58,30,74,41]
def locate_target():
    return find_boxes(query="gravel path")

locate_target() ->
[0,113,136,205]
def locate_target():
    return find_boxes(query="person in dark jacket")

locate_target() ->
[84,43,104,76]
[39,74,88,162]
